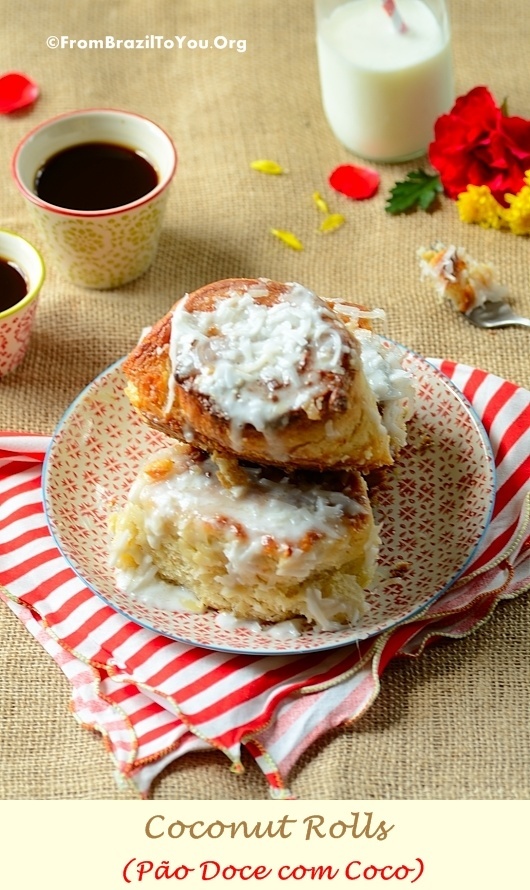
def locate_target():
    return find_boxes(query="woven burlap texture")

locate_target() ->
[1,0,529,799]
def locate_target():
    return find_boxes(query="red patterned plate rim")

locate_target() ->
[43,344,496,655]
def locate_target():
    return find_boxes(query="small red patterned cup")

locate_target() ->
[0,229,45,376]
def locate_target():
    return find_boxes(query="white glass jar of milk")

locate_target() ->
[314,0,454,162]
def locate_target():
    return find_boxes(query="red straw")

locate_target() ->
[382,0,408,33]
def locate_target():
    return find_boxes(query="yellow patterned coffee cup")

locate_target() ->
[12,108,177,289]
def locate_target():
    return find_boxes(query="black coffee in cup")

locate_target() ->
[34,141,159,211]
[0,257,28,312]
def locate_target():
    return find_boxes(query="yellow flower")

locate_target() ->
[456,184,505,230]
[504,179,530,235]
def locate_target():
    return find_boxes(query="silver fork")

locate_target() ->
[466,300,530,329]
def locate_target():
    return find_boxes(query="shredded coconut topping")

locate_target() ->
[330,301,387,323]
[165,281,358,433]
[355,329,416,447]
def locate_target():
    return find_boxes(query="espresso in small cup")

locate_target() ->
[12,109,177,289]
[34,141,159,211]
[0,256,28,312]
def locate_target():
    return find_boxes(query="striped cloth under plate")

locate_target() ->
[1,360,529,798]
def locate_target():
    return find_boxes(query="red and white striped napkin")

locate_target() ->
[1,361,529,798]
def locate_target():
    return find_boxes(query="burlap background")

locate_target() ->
[1,0,529,799]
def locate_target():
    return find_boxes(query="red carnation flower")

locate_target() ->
[428,86,530,206]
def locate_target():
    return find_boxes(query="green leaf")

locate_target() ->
[385,169,442,215]
[500,96,509,116]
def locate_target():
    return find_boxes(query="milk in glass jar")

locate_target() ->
[314,0,454,162]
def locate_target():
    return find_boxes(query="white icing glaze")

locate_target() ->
[111,447,367,591]
[215,611,306,640]
[355,329,416,447]
[134,444,358,583]
[165,281,357,439]
[112,563,202,613]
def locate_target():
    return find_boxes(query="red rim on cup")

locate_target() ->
[12,107,177,217]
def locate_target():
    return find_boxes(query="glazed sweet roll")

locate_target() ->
[122,278,395,472]
[109,444,380,629]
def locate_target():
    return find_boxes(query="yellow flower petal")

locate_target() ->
[318,213,346,233]
[312,191,329,214]
[270,228,304,250]
[250,159,284,175]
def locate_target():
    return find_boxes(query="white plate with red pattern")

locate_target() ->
[43,348,495,655]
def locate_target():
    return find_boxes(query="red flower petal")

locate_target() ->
[328,164,380,200]
[0,72,39,114]
[448,85,501,129]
